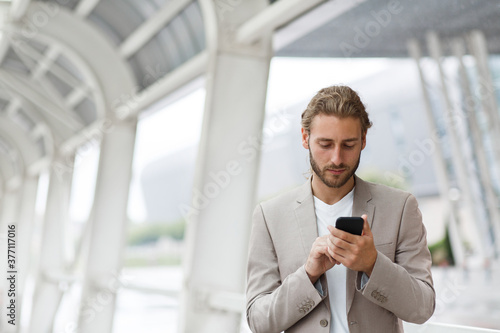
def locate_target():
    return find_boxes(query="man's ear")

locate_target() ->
[361,132,367,150]
[301,128,309,149]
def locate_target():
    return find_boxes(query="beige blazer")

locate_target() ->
[246,176,435,333]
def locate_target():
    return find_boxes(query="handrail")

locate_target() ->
[404,322,500,333]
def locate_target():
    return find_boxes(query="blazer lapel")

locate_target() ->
[346,176,375,313]
[293,178,319,261]
[294,178,332,312]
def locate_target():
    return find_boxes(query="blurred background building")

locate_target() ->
[0,0,499,332]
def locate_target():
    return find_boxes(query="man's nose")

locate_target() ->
[330,146,342,166]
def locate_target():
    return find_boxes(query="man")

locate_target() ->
[246,85,435,333]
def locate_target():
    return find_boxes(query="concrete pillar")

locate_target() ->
[466,30,500,257]
[407,38,465,265]
[451,38,500,258]
[179,1,272,332]
[77,118,137,333]
[29,156,74,333]
[467,30,500,171]
[426,31,494,259]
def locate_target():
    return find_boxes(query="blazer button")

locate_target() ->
[320,319,328,327]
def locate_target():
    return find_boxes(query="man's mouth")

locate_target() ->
[327,168,346,175]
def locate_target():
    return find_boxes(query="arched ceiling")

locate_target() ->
[4,0,496,195]
[0,0,207,190]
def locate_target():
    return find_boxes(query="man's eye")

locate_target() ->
[344,145,355,149]
[319,144,330,148]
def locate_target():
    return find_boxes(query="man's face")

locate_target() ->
[302,114,366,189]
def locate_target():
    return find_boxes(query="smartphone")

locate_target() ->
[335,217,363,236]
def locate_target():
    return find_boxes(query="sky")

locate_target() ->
[67,57,392,223]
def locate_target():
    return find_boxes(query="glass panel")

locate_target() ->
[55,54,84,82]
[88,0,145,45]
[2,47,31,75]
[39,0,80,10]
[45,70,73,97]
[115,87,205,333]
[126,1,205,91]
[74,97,97,125]
[182,1,205,51]
[12,109,36,131]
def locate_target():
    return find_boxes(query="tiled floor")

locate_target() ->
[109,262,500,332]
[429,263,500,330]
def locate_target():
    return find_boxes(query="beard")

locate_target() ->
[309,149,361,189]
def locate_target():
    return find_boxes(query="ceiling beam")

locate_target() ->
[5,98,21,117]
[22,5,136,119]
[5,28,106,120]
[26,156,51,177]
[235,0,326,45]
[58,118,109,155]
[272,0,368,51]
[119,0,193,59]
[9,43,75,109]
[0,31,10,66]
[30,45,60,80]
[65,85,89,108]
[0,69,85,132]
[10,44,79,110]
[0,146,17,181]
[14,42,89,103]
[9,0,31,21]
[74,0,100,18]
[0,117,39,166]
[115,49,208,119]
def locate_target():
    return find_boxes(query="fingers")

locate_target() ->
[325,216,373,268]
[361,214,372,237]
[327,225,356,243]
[318,239,338,265]
[324,246,338,265]
[312,237,339,264]
[326,235,347,260]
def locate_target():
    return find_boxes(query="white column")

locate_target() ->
[77,119,137,333]
[426,31,494,259]
[29,156,74,333]
[451,38,500,258]
[467,30,500,169]
[467,30,500,257]
[407,38,465,265]
[179,1,272,332]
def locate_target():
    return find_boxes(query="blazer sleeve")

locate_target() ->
[356,194,436,323]
[246,204,326,333]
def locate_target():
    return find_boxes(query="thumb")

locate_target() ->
[361,214,372,237]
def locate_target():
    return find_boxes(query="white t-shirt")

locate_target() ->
[313,188,354,333]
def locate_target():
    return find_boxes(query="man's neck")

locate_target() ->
[311,174,355,205]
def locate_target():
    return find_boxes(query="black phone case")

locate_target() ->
[335,217,363,235]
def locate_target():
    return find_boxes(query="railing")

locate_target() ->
[404,322,500,333]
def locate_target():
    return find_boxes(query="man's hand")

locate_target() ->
[326,214,377,276]
[305,235,339,284]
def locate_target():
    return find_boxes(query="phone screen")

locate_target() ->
[335,217,363,235]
